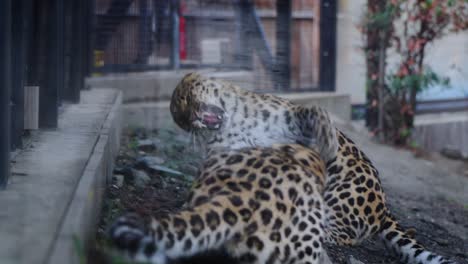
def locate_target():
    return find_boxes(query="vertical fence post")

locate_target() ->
[234,0,253,70]
[56,0,65,104]
[275,0,292,91]
[63,0,72,99]
[11,0,28,149]
[87,0,95,78]
[65,0,83,102]
[319,0,337,91]
[37,0,59,128]
[0,0,12,188]
[81,0,90,83]
[170,0,180,70]
[137,0,150,64]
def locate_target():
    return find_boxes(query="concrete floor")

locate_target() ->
[335,118,468,206]
[0,89,121,264]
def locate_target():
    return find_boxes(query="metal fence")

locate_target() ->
[1,0,337,188]
[0,0,94,188]
[93,0,337,92]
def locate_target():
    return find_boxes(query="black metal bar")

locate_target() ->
[247,2,275,73]
[65,0,83,102]
[37,0,59,128]
[170,0,180,69]
[10,0,28,149]
[274,0,292,90]
[319,0,337,91]
[81,0,90,85]
[94,62,255,73]
[56,0,65,103]
[87,0,96,78]
[63,0,73,98]
[27,0,40,86]
[153,0,170,62]
[136,0,151,64]
[416,98,468,114]
[0,0,12,188]
[234,0,253,69]
[95,0,133,50]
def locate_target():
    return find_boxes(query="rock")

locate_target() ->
[150,137,162,145]
[133,169,151,188]
[174,134,191,144]
[434,237,449,246]
[112,174,124,188]
[137,139,156,152]
[128,127,147,139]
[147,164,183,176]
[113,166,134,179]
[440,147,463,160]
[347,256,365,264]
[405,227,417,238]
[134,156,165,170]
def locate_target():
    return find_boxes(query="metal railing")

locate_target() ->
[0,0,94,189]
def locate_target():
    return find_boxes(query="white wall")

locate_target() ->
[335,0,468,105]
[335,0,367,105]
[417,33,468,100]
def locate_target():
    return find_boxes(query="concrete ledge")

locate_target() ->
[276,92,351,121]
[88,70,351,122]
[48,91,122,264]
[123,92,351,132]
[0,89,122,264]
[86,69,255,102]
[413,111,468,156]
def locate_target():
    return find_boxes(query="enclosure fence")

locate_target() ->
[1,0,338,188]
[93,0,337,92]
[0,0,94,188]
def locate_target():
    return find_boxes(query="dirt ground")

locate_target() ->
[89,126,468,264]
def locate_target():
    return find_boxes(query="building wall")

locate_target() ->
[416,33,468,100]
[335,0,367,105]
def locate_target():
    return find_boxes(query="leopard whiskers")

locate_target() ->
[188,130,208,159]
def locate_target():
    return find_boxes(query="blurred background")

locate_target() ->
[0,0,467,263]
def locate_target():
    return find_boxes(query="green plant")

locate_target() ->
[361,0,467,145]
[127,138,138,151]
[73,235,87,264]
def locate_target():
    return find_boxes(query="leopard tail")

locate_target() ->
[379,213,457,264]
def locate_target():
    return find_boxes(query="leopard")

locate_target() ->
[110,143,331,264]
[169,72,458,264]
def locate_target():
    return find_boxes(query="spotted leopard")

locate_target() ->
[169,72,458,264]
[110,144,330,264]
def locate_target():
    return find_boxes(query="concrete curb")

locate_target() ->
[47,92,122,264]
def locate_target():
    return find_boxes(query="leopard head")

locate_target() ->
[170,72,226,131]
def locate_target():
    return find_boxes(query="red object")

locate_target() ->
[179,1,187,60]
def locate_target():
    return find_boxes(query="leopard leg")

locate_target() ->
[225,207,326,264]
[109,193,252,263]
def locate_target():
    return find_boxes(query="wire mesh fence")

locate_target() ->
[1,0,337,188]
[93,0,337,92]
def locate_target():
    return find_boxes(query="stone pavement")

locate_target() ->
[0,88,121,264]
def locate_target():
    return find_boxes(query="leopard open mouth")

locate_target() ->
[191,103,224,130]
